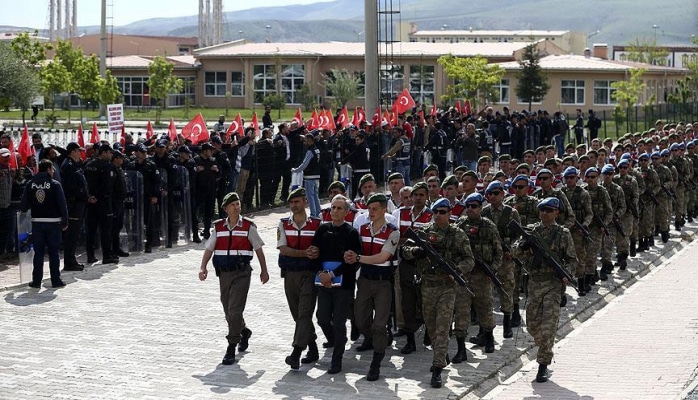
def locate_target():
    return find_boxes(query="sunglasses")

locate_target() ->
[564,176,577,180]
[539,207,556,213]
[433,209,450,215]
[539,176,551,181]
[486,191,502,196]
[619,166,629,169]
[514,185,528,189]
[586,175,598,179]
[466,204,481,209]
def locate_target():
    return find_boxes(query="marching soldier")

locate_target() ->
[561,167,593,295]
[532,168,574,229]
[613,159,640,263]
[669,143,691,230]
[652,151,673,242]
[637,153,660,252]
[583,167,613,285]
[600,164,627,280]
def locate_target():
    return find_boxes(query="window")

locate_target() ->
[380,64,404,104]
[204,71,227,97]
[494,79,510,104]
[409,65,434,105]
[231,72,244,96]
[593,80,617,105]
[169,76,196,107]
[561,80,585,105]
[517,85,543,105]
[116,76,150,107]
[253,64,277,103]
[280,64,305,104]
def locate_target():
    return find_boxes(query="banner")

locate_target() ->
[107,103,124,136]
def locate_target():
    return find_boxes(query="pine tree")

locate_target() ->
[515,44,550,112]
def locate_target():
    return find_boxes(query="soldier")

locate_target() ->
[343,193,400,381]
[637,153,660,252]
[127,144,162,253]
[276,187,322,369]
[600,164,627,280]
[652,151,673,242]
[627,154,647,252]
[60,142,89,271]
[353,173,377,211]
[533,168,574,229]
[401,197,474,388]
[516,197,578,383]
[194,143,220,240]
[613,159,640,263]
[198,192,269,365]
[455,193,502,359]
[385,172,405,213]
[669,143,691,230]
[584,167,613,286]
[482,180,520,339]
[663,148,679,236]
[84,143,117,264]
[685,141,698,220]
[561,166,593,295]
[441,175,466,222]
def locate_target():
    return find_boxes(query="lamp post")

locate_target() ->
[265,25,271,43]
[652,24,659,44]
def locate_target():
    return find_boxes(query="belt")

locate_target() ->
[361,274,391,281]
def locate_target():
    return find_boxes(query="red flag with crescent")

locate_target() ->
[308,109,319,130]
[7,139,18,169]
[146,120,155,139]
[90,122,100,144]
[292,108,304,126]
[18,124,33,168]
[251,112,259,136]
[351,107,366,127]
[430,103,437,117]
[226,113,244,137]
[392,88,415,115]
[382,110,391,127]
[168,118,178,142]
[182,113,209,144]
[77,124,86,160]
[390,111,398,127]
[337,106,350,129]
[463,100,471,116]
[120,125,126,147]
[371,106,382,128]
[318,109,335,131]
[455,100,462,115]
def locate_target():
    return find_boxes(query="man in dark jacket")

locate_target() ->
[84,144,117,264]
[60,142,89,270]
[194,142,220,239]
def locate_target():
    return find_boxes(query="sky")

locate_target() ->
[1,0,333,29]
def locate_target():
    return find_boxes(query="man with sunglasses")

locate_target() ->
[482,181,521,338]
[600,164,627,280]
[533,168,574,229]
[637,153,660,252]
[652,151,673,243]
[516,196,578,383]
[612,159,640,259]
[561,166,593,295]
[455,193,502,358]
[583,167,613,287]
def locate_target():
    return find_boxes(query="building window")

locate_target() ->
[280,64,305,104]
[561,79,585,105]
[253,64,277,103]
[116,76,150,107]
[380,64,404,105]
[231,72,244,97]
[593,80,617,105]
[204,71,227,97]
[409,65,434,105]
[493,79,510,104]
[169,76,196,107]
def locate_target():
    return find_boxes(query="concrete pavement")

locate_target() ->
[1,206,697,399]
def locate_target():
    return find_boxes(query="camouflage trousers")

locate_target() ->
[453,271,494,337]
[654,196,671,232]
[496,258,515,314]
[639,199,655,237]
[687,184,696,215]
[526,277,564,365]
[570,230,586,279]
[421,277,457,368]
[583,230,603,275]
[393,267,404,329]
[676,185,687,218]
[602,214,631,262]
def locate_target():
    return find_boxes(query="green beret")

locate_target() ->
[575,144,586,150]
[366,193,387,205]
[565,143,575,150]
[287,187,307,202]
[358,173,375,189]
[649,128,656,133]
[543,158,557,167]
[462,170,478,180]
[535,146,546,153]
[387,172,404,182]
[327,181,346,193]
[412,181,428,193]
[515,163,531,172]
[493,171,506,180]
[454,165,469,173]
[441,175,459,189]
[562,155,575,164]
[498,154,512,162]
[477,156,492,164]
[603,137,613,143]
[522,150,535,156]
[423,164,439,175]
[221,192,240,208]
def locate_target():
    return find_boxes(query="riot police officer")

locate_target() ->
[84,143,117,264]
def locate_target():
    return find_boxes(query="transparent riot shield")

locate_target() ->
[291,170,303,191]
[124,171,145,252]
[169,166,192,244]
[340,164,353,199]
[16,211,33,284]
[153,168,169,248]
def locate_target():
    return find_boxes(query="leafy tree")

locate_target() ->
[515,44,550,111]
[98,70,121,107]
[0,44,41,123]
[683,37,698,102]
[9,31,52,66]
[611,68,646,131]
[623,37,669,66]
[295,83,314,111]
[147,56,183,123]
[72,54,102,119]
[437,54,504,109]
[321,68,361,108]
[40,57,71,116]
[263,93,286,119]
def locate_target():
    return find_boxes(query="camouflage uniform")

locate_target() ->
[613,173,639,257]
[482,204,520,315]
[630,167,646,244]
[533,187,575,229]
[561,185,592,282]
[503,193,540,312]
[638,165,660,241]
[586,184,613,278]
[666,162,679,218]
[402,222,474,369]
[601,179,627,266]
[685,150,698,218]
[653,161,673,234]
[670,154,691,224]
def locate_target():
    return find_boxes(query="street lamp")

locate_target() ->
[265,25,271,43]
[652,24,659,44]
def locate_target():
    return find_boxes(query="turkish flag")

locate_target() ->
[181,113,209,144]
[251,112,259,136]
[318,109,335,131]
[168,118,178,142]
[337,106,350,129]
[463,100,471,116]
[77,124,86,160]
[371,106,382,128]
[390,111,398,127]
[418,110,425,128]
[382,110,391,127]
[90,122,100,144]
[392,88,415,115]
[18,125,33,168]
[146,120,155,139]
[226,113,244,138]
[309,109,319,130]
[351,107,366,127]
[430,104,437,117]
[455,100,462,115]
[7,139,18,169]
[292,108,304,126]
[120,125,126,148]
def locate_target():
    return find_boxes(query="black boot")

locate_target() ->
[577,276,587,296]
[629,240,637,257]
[285,346,303,370]
[430,367,443,388]
[350,320,360,341]
[328,342,345,374]
[503,313,513,338]
[451,337,467,363]
[536,363,550,382]
[600,261,612,281]
[618,253,628,270]
[238,327,252,352]
[584,274,593,293]
[485,330,495,353]
[469,327,485,346]
[366,351,384,381]
[661,231,669,243]
[647,235,655,247]
[636,237,647,252]
[511,305,522,327]
[654,225,660,236]
[192,232,202,243]
[356,337,373,352]
[302,341,319,364]
[222,344,236,365]
[400,332,416,354]
[675,220,682,232]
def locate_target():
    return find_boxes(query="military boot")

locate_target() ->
[400,332,416,355]
[451,337,467,363]
[356,337,373,352]
[430,367,443,388]
[675,220,682,232]
[647,235,655,247]
[510,305,522,327]
[366,351,385,381]
[577,276,587,296]
[661,231,670,243]
[285,346,303,370]
[484,330,495,353]
[469,327,486,346]
[599,261,613,281]
[301,341,319,364]
[536,363,550,383]
[629,240,637,257]
[654,225,660,236]
[618,253,628,270]
[584,274,594,293]
[503,313,513,338]
[636,237,647,252]
[328,342,345,374]
[222,344,236,365]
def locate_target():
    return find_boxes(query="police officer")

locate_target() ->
[111,150,130,257]
[21,159,68,288]
[194,142,220,240]
[402,197,474,388]
[127,143,161,253]
[84,143,117,264]
[151,139,178,247]
[177,145,200,243]
[60,142,89,271]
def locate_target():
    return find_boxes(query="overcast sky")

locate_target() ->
[1,0,333,29]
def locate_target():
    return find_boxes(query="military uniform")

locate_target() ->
[669,150,691,227]
[585,179,613,283]
[638,161,660,248]
[561,183,592,290]
[685,146,698,219]
[601,178,627,273]
[653,159,673,237]
[630,165,647,247]
[533,186,574,229]
[613,170,639,259]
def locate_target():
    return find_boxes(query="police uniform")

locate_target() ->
[84,145,117,262]
[59,143,89,270]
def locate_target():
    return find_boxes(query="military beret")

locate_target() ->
[485,181,504,194]
[617,159,630,168]
[562,156,575,164]
[563,166,579,177]
[366,193,387,205]
[411,181,428,193]
[477,156,492,164]
[565,143,576,150]
[537,168,553,177]
[498,154,512,162]
[221,192,240,208]
[584,167,599,177]
[688,141,696,148]
[287,187,307,202]
[603,138,614,144]
[578,155,590,162]
[493,171,506,180]
[358,173,375,188]
[430,197,451,211]
[679,143,686,150]
[512,174,530,185]
[575,144,587,150]
[453,165,469,174]
[620,153,632,160]
[538,197,561,210]
[522,150,535,156]
[660,149,670,157]
[387,172,404,182]
[464,192,484,204]
[651,151,660,159]
[543,158,557,167]
[515,163,532,172]
[659,137,668,143]
[638,153,650,160]
[328,181,346,192]
[423,164,439,175]
[601,164,615,174]
[441,175,459,189]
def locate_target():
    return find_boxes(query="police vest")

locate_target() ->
[449,202,466,222]
[212,218,254,272]
[278,216,321,271]
[303,145,321,180]
[396,136,411,161]
[359,222,397,277]
[397,207,433,235]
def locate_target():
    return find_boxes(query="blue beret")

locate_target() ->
[688,140,696,148]
[621,153,632,160]
[485,181,504,194]
[670,143,680,151]
[617,159,630,168]
[430,197,451,211]
[660,149,670,157]
[538,197,561,210]
[585,167,599,177]
[638,153,650,160]
[679,143,686,149]
[650,151,660,158]
[464,193,485,204]
[563,166,579,177]
[601,164,615,174]
[512,174,529,185]
[537,168,553,177]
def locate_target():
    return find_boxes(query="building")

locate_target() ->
[612,45,698,68]
[65,34,199,57]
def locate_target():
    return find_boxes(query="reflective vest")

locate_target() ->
[278,216,321,271]
[449,202,466,222]
[359,222,397,276]
[397,207,433,235]
[212,218,254,271]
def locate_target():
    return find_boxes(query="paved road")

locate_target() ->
[1,207,696,400]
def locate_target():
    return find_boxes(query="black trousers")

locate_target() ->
[316,287,353,347]
[86,202,113,260]
[63,202,85,267]
[111,202,125,252]
[197,191,216,234]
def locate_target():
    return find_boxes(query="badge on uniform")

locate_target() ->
[469,227,479,235]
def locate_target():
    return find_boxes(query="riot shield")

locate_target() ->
[16,211,33,284]
[124,171,145,252]
[169,166,192,244]
[153,168,169,248]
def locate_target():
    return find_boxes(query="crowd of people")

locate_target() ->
[1,103,697,387]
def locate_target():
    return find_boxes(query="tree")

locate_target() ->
[147,56,183,123]
[295,83,314,111]
[9,31,52,67]
[683,37,698,103]
[623,37,669,66]
[98,70,121,107]
[611,68,646,131]
[515,44,550,111]
[40,57,71,117]
[322,68,361,108]
[437,54,504,110]
[262,93,286,119]
[72,54,102,119]
[0,44,41,123]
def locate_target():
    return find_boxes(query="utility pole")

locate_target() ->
[364,0,378,114]
[99,0,107,118]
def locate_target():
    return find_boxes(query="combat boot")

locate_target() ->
[647,235,655,247]
[285,346,303,370]
[451,337,467,363]
[356,337,373,352]
[510,305,522,327]
[503,313,513,338]
[688,214,694,223]
[238,327,252,352]
[584,275,594,293]
[661,231,670,243]
[675,220,682,232]
[430,367,443,388]
[599,261,613,281]
[536,363,550,383]
[469,327,486,346]
[618,253,628,270]
[636,237,647,252]
[328,342,345,374]
[222,344,236,365]
[301,341,319,364]
[629,240,637,257]
[484,330,495,353]
[366,351,385,381]
[400,332,416,355]
[654,225,660,236]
